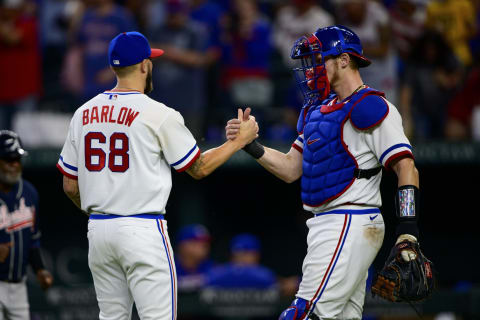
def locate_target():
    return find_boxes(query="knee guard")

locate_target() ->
[278,298,316,320]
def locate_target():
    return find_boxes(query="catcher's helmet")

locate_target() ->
[0,130,28,161]
[290,25,370,106]
[291,25,370,67]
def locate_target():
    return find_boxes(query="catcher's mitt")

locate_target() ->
[371,240,435,302]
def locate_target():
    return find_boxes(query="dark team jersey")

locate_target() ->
[175,258,214,291]
[0,179,40,281]
[205,263,277,289]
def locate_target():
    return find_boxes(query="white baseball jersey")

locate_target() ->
[292,96,412,213]
[288,93,411,319]
[57,90,200,215]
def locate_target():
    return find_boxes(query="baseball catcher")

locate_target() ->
[371,186,436,302]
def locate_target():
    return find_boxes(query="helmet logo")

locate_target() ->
[5,138,20,153]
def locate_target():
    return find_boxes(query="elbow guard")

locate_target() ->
[395,185,419,238]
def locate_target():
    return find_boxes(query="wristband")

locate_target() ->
[395,185,419,238]
[243,140,265,159]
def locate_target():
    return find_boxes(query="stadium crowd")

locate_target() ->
[1,0,479,142]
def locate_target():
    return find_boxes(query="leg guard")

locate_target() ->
[278,298,313,320]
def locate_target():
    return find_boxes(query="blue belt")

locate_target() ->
[89,213,165,220]
[314,208,380,217]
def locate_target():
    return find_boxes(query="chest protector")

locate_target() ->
[298,87,386,207]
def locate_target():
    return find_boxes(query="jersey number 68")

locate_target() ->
[85,132,129,172]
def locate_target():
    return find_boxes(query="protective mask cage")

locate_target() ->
[290,35,326,107]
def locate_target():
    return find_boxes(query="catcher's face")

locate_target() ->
[0,158,22,187]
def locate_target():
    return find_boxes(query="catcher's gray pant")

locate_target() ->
[297,208,385,320]
[87,216,177,320]
[0,279,30,320]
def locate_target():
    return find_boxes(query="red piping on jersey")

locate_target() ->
[292,143,303,154]
[104,89,142,93]
[7,219,34,232]
[384,150,414,170]
[302,107,359,208]
[177,149,201,172]
[320,101,345,114]
[56,163,78,180]
[301,214,348,319]
[159,220,177,319]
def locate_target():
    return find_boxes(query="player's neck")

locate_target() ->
[333,73,364,101]
[112,79,145,93]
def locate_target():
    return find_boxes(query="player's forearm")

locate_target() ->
[67,192,82,209]
[187,140,242,179]
[391,157,419,187]
[256,147,302,183]
[63,176,82,209]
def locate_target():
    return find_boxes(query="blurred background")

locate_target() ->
[1,0,479,319]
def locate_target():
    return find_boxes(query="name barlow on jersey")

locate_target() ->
[82,104,139,126]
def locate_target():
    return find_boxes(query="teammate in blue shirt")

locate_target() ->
[206,233,276,289]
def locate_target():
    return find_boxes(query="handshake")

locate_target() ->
[225,108,259,150]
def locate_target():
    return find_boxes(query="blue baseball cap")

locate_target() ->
[177,224,211,243]
[230,234,260,253]
[108,31,164,67]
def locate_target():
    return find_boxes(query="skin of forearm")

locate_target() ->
[67,190,82,209]
[63,177,82,210]
[256,147,301,183]
[392,157,419,187]
[188,140,242,179]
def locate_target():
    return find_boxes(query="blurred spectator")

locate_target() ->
[217,0,273,134]
[0,0,41,130]
[399,31,463,140]
[188,0,224,135]
[268,1,334,143]
[206,233,277,289]
[336,0,399,105]
[40,0,81,107]
[425,0,476,67]
[175,224,214,292]
[273,0,334,67]
[189,0,224,52]
[389,0,427,71]
[143,0,166,34]
[470,0,480,59]
[62,0,137,101]
[149,0,210,138]
[445,63,480,140]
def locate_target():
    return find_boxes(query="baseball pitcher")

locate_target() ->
[57,31,257,320]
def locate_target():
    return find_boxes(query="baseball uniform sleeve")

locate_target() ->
[292,134,304,153]
[29,184,41,248]
[57,117,79,180]
[368,100,414,168]
[157,111,201,172]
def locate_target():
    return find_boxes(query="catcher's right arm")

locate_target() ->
[371,236,435,302]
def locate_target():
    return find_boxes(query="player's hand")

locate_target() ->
[0,242,12,263]
[395,234,417,262]
[225,118,241,140]
[225,107,257,140]
[36,269,54,290]
[237,110,258,147]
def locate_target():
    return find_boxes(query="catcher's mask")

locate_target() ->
[0,130,28,162]
[290,25,371,106]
